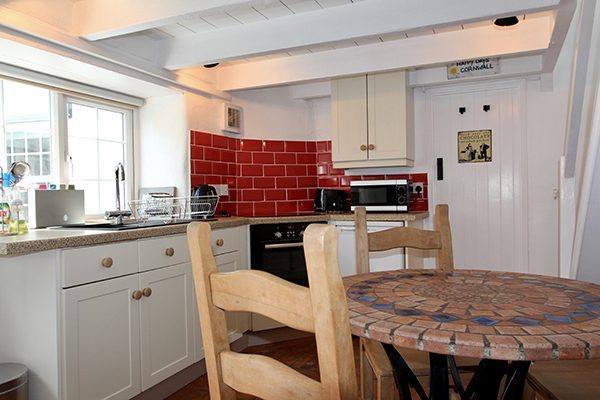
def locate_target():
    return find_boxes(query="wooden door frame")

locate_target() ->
[423,78,530,273]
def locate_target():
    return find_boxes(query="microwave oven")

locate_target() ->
[350,179,412,212]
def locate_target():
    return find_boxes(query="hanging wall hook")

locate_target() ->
[459,107,466,115]
[483,105,490,112]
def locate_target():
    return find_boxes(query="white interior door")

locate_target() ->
[430,79,528,273]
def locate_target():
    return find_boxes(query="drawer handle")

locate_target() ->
[132,290,143,300]
[101,257,113,268]
[216,238,224,247]
[165,247,175,257]
[360,144,367,151]
[142,287,152,297]
[368,144,375,150]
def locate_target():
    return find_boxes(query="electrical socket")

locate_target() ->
[413,183,424,194]
[213,184,229,196]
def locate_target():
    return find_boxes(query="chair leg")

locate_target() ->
[378,374,395,400]
[361,339,375,400]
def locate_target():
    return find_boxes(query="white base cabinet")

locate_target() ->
[0,226,248,400]
[61,235,195,400]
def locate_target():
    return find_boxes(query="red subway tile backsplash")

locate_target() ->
[189,131,428,217]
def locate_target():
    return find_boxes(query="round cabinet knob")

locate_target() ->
[360,145,367,151]
[132,290,142,300]
[216,238,224,247]
[368,144,375,150]
[142,287,152,297]
[165,247,175,257]
[101,257,113,268]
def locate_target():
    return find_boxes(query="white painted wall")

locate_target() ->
[230,86,314,141]
[138,85,318,197]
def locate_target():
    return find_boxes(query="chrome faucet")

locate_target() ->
[115,162,125,213]
[105,162,131,224]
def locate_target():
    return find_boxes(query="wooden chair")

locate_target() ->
[522,359,600,400]
[355,205,476,399]
[188,221,359,400]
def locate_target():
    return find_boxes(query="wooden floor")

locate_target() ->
[164,335,407,400]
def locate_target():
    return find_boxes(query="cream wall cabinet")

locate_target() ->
[331,70,414,168]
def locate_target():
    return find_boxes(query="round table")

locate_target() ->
[344,269,600,399]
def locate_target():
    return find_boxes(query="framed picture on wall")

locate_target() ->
[458,130,492,163]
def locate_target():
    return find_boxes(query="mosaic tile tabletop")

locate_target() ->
[344,269,600,361]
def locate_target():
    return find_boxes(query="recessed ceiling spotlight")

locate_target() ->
[204,63,219,68]
[494,16,519,27]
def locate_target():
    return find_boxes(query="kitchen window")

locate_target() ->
[0,79,134,219]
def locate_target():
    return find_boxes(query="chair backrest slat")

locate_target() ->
[211,270,315,332]
[355,204,454,272]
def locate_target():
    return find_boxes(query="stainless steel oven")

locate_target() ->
[250,221,328,287]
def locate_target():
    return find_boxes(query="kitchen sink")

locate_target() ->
[52,218,213,230]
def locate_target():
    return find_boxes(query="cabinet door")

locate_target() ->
[367,71,414,164]
[139,263,194,391]
[331,75,368,162]
[62,275,141,400]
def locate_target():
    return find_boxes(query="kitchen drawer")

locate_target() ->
[210,227,240,256]
[61,241,138,288]
[138,234,190,272]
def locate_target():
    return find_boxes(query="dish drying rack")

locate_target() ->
[128,194,219,220]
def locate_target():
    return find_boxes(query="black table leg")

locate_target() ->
[382,343,428,400]
[382,343,531,400]
[461,359,507,400]
[500,361,530,400]
[429,353,449,400]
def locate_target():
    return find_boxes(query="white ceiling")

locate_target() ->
[0,0,575,98]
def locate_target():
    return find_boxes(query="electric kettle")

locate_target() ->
[191,185,217,218]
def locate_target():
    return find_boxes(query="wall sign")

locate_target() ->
[447,58,499,80]
[458,130,492,163]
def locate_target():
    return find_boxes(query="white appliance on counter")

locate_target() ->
[332,220,406,277]
[28,189,85,228]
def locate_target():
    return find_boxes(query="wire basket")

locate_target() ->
[129,197,188,220]
[188,195,219,219]
[128,195,219,220]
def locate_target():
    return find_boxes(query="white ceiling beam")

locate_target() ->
[73,0,282,41]
[157,0,559,70]
[0,7,231,100]
[216,16,552,91]
[543,0,577,74]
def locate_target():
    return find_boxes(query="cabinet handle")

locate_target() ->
[368,144,375,150]
[142,287,152,297]
[132,290,143,300]
[360,145,367,151]
[165,247,175,257]
[101,257,113,268]
[216,238,224,247]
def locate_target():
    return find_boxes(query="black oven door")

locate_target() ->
[250,240,309,287]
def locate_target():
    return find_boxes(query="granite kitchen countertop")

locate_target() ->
[0,211,428,256]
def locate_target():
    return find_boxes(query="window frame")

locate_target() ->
[61,94,135,219]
